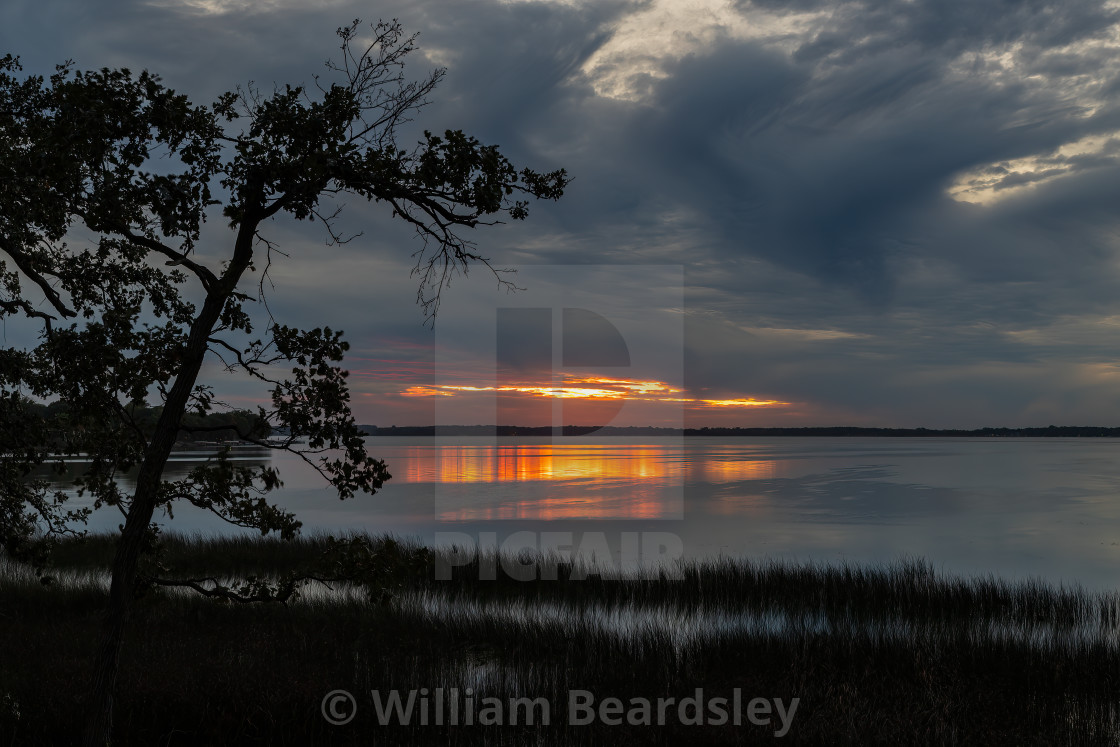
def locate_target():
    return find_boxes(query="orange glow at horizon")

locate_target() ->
[400,376,789,409]
[696,398,788,408]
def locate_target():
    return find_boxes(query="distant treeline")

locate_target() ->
[362,424,1120,437]
[18,400,269,444]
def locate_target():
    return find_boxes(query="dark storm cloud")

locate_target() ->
[608,0,1120,307]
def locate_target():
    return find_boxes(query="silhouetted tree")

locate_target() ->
[0,19,567,744]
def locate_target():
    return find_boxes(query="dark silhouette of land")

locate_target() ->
[361,424,1120,437]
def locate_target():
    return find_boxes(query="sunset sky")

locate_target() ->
[7,0,1120,427]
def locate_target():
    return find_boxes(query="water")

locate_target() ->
[51,437,1120,590]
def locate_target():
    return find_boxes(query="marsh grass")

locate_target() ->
[2,533,1118,744]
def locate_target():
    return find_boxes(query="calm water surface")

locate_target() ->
[63,437,1120,589]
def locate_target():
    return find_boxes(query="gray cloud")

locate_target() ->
[7,0,1120,425]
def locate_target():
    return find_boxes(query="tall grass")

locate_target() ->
[2,533,1118,744]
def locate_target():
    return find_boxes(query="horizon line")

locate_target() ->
[359,424,1120,433]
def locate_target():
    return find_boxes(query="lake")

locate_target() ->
[60,437,1120,590]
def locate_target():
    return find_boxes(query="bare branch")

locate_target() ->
[0,238,76,318]
[206,336,284,382]
[0,296,58,332]
[113,226,218,292]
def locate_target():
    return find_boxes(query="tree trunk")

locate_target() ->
[81,215,259,746]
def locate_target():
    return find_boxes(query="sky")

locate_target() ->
[7,0,1120,428]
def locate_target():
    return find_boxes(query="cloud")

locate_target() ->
[8,0,1120,425]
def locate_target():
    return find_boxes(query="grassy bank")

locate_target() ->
[2,534,1118,744]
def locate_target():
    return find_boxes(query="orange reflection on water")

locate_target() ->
[397,444,686,485]
[396,443,686,520]
[437,486,677,521]
[699,458,778,483]
[388,443,780,520]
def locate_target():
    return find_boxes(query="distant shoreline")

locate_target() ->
[361,425,1120,438]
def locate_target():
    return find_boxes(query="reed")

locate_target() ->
[1,533,1117,744]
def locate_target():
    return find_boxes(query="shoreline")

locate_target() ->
[362,424,1120,437]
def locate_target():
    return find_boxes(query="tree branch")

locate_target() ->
[0,238,76,319]
[113,226,218,292]
[206,337,284,382]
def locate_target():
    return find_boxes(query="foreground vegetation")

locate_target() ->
[2,534,1118,744]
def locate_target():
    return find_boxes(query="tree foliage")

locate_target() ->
[0,17,565,561]
[0,19,567,742]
